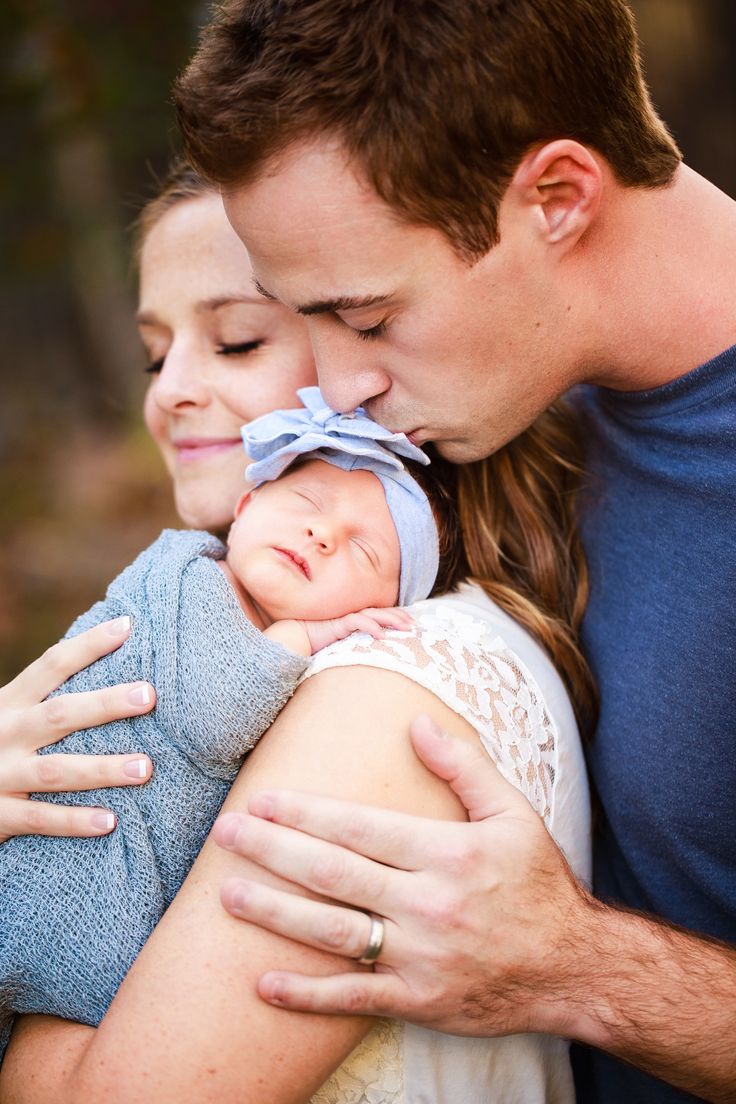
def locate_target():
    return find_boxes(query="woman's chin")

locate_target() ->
[174,482,244,533]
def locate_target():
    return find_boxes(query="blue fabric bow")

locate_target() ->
[242,387,439,605]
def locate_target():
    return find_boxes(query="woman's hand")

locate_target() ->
[0,616,155,843]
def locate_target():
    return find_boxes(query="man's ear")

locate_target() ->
[510,139,603,247]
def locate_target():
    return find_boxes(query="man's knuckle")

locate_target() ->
[418,891,463,930]
[321,911,354,951]
[310,854,346,892]
[341,983,371,1013]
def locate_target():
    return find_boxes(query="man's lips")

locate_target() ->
[274,547,312,580]
[172,436,243,463]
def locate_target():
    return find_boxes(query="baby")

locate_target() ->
[0,388,449,1055]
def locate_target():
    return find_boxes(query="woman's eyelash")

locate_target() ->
[354,322,386,342]
[217,340,264,356]
[143,340,263,374]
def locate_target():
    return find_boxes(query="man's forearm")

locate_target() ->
[562,899,736,1102]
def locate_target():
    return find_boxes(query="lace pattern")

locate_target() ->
[305,601,562,1102]
[310,1020,403,1104]
[304,600,558,822]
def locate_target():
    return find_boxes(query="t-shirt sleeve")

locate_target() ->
[302,603,559,824]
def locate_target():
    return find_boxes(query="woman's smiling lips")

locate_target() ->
[274,547,312,580]
[172,436,244,464]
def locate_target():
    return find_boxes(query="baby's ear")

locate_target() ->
[233,488,255,519]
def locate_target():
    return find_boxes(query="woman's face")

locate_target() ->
[138,193,317,531]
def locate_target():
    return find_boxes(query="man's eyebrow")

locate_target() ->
[252,278,392,317]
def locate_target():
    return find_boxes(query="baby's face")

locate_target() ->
[227,459,401,622]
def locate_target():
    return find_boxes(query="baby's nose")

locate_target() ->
[307,521,336,552]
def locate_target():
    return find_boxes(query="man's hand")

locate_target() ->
[213,713,593,1038]
[212,715,736,1101]
[0,617,154,842]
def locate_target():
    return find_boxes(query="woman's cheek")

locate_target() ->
[143,386,174,471]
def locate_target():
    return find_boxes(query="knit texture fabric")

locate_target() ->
[0,529,308,1058]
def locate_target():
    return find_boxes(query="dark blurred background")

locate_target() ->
[1,0,735,680]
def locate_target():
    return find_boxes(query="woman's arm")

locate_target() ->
[205,724,736,1104]
[1,666,478,1104]
[0,619,153,843]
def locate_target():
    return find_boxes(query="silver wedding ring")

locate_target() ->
[356,912,385,965]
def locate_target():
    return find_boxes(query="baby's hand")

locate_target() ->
[302,606,414,654]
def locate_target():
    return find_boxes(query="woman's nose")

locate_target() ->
[149,341,210,412]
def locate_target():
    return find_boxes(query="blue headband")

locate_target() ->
[242,387,439,605]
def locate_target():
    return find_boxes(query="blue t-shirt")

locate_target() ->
[571,344,736,1103]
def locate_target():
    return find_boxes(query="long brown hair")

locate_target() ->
[456,402,597,735]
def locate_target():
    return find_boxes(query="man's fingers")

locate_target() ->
[257,968,402,1018]
[409,713,531,822]
[214,811,412,910]
[9,751,152,793]
[242,791,437,869]
[221,877,400,961]
[14,682,155,752]
[4,618,133,702]
[0,796,118,841]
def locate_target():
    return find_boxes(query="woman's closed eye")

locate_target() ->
[216,339,264,357]
[143,340,264,374]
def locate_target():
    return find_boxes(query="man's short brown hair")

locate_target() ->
[175,0,681,259]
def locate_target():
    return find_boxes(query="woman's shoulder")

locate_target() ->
[304,582,591,881]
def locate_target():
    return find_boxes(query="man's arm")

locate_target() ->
[216,721,736,1104]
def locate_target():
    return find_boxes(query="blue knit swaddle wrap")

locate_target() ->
[0,529,308,1058]
[242,386,440,605]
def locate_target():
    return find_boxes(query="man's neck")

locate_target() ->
[578,164,736,392]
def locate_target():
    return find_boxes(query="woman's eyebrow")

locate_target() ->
[136,295,273,325]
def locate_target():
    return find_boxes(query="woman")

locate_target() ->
[0,164,592,1102]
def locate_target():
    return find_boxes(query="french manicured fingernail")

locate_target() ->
[216,813,241,847]
[108,616,131,635]
[127,683,152,707]
[123,757,149,779]
[91,811,116,832]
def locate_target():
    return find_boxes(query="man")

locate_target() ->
[174,1,736,1100]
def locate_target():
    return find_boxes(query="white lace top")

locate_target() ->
[304,583,591,1104]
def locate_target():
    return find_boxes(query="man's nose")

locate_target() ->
[309,326,391,413]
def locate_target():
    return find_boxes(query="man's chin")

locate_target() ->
[432,436,498,464]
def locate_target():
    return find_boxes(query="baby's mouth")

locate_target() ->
[274,547,312,580]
